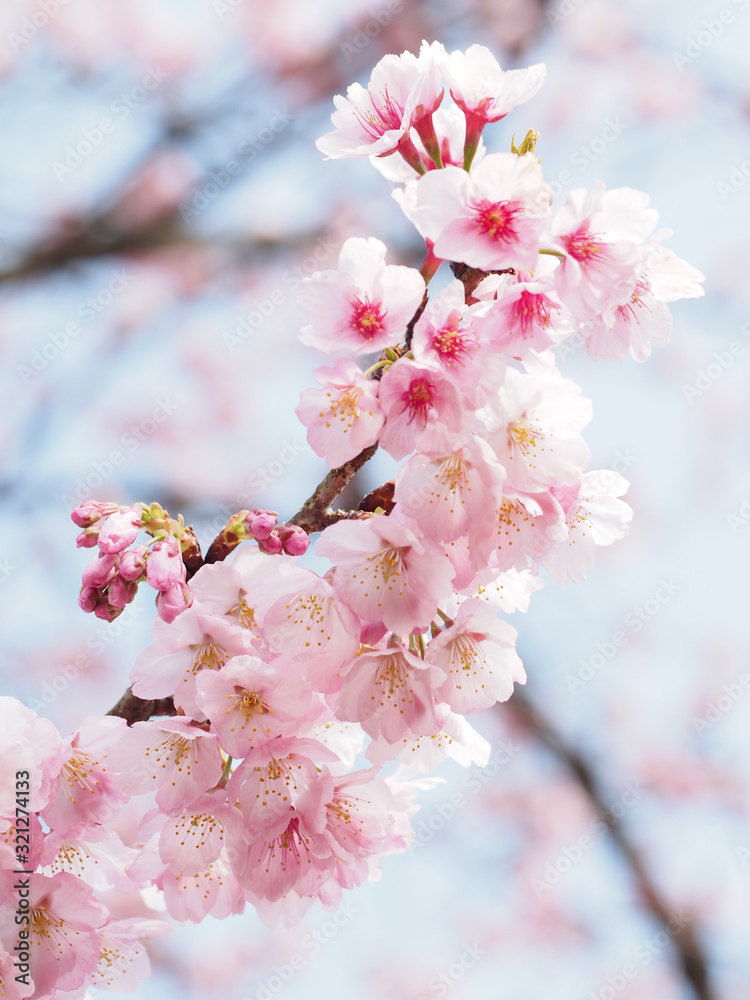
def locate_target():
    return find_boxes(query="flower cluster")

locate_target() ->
[5,41,704,997]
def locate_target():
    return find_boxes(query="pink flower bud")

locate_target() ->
[81,552,117,588]
[71,501,121,528]
[118,544,149,582]
[94,601,124,622]
[78,587,99,613]
[98,506,142,554]
[277,524,310,556]
[76,527,100,549]
[146,537,183,591]
[109,576,138,609]
[245,509,278,540]
[257,530,283,555]
[155,581,193,623]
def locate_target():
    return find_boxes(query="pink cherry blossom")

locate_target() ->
[42,716,129,835]
[16,872,108,996]
[333,639,445,743]
[112,717,224,814]
[86,917,171,993]
[195,654,311,758]
[394,438,506,543]
[159,850,245,922]
[0,697,62,819]
[298,237,425,356]
[377,357,467,460]
[317,516,455,635]
[296,357,385,468]
[316,40,443,162]
[439,44,546,123]
[399,153,550,271]
[262,569,361,692]
[541,471,633,585]
[480,367,592,492]
[425,598,526,713]
[130,608,256,717]
[549,181,659,320]
[472,270,570,357]
[410,279,506,406]
[227,737,338,840]
[468,488,566,573]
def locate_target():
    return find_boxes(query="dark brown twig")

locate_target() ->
[509,690,715,1000]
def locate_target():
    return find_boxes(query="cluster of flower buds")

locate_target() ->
[73,501,194,624]
[243,509,310,556]
[72,503,311,625]
[15,42,703,995]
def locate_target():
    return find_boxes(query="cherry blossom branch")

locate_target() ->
[285,442,379,533]
[509,691,715,1000]
[107,687,176,725]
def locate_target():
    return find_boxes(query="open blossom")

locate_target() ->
[42,716,128,834]
[425,599,525,713]
[298,237,425,356]
[541,471,633,585]
[16,872,108,996]
[86,917,170,994]
[195,654,312,758]
[439,44,546,123]
[394,438,506,543]
[0,698,62,818]
[472,265,570,357]
[317,516,455,635]
[130,605,256,717]
[333,640,445,742]
[228,737,338,840]
[549,181,659,320]
[262,569,362,692]
[296,358,384,467]
[377,357,467,460]
[585,235,705,362]
[371,105,487,183]
[112,717,224,814]
[410,279,505,406]
[398,153,550,271]
[480,367,592,492]
[316,40,443,160]
[469,488,565,573]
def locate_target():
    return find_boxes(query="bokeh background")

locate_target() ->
[1,0,749,997]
